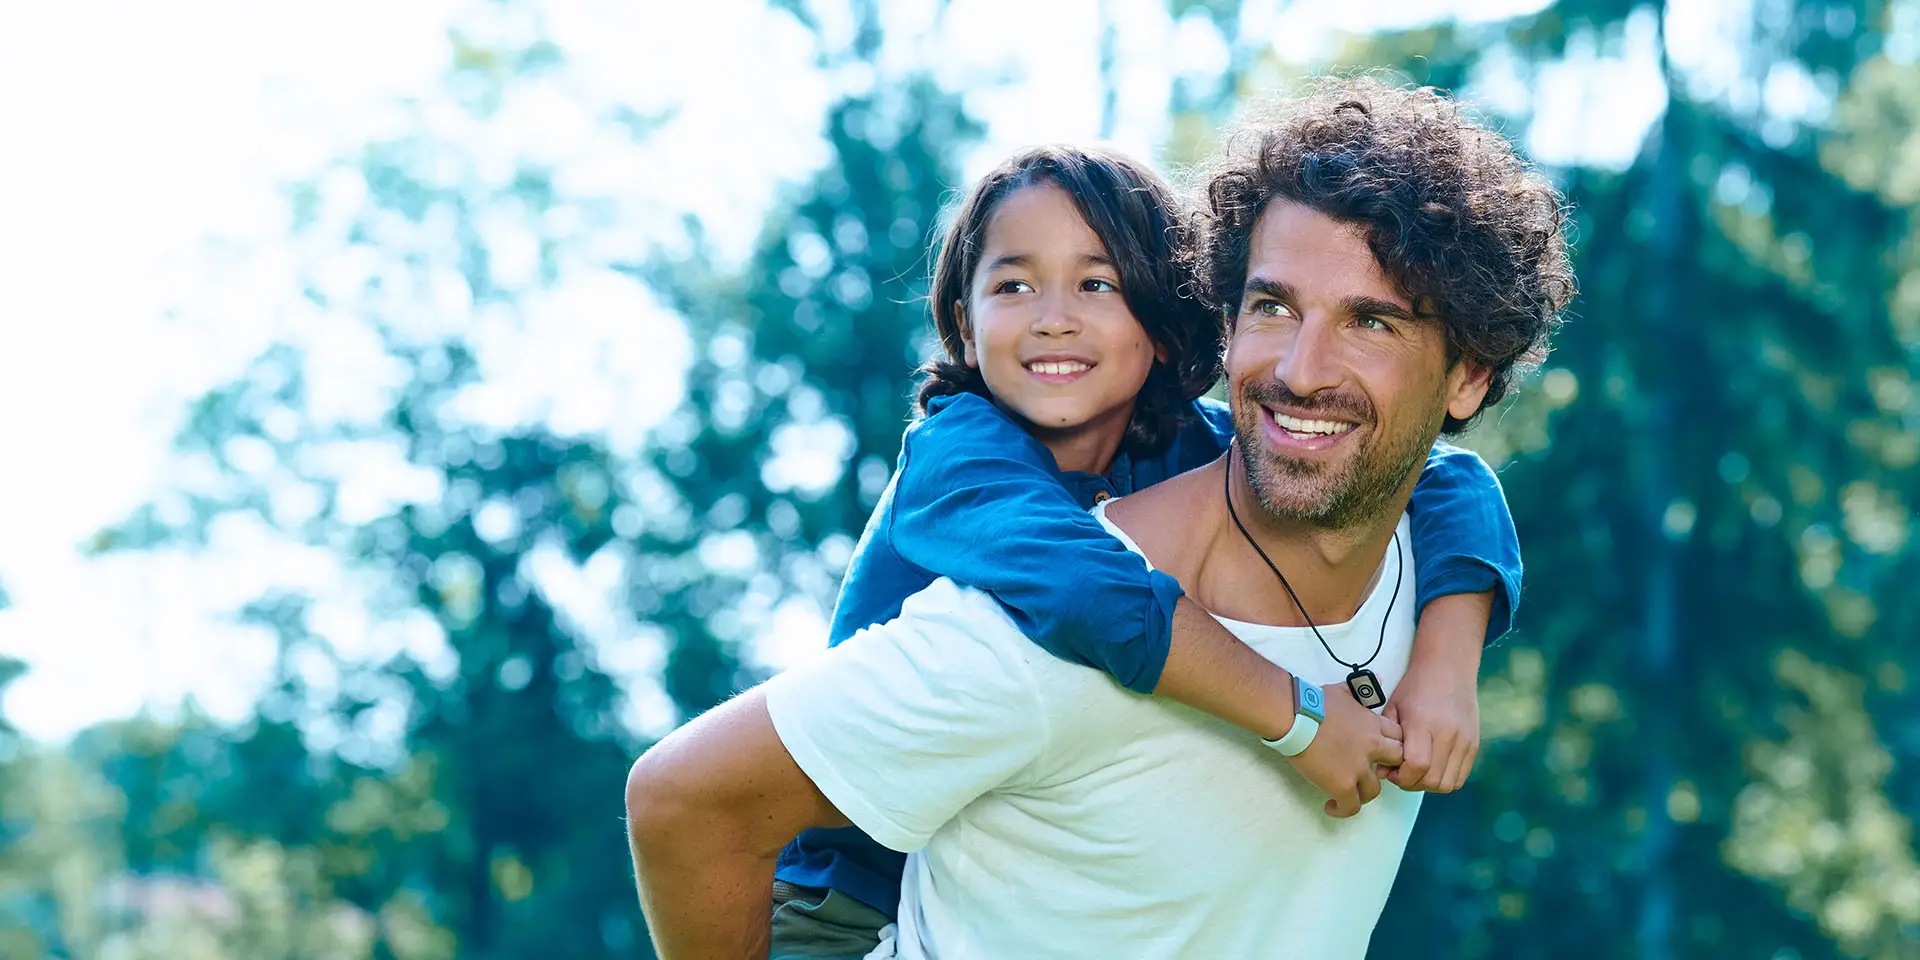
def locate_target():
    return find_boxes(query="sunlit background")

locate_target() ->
[0,0,1915,957]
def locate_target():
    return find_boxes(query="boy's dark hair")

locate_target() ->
[1192,75,1576,434]
[917,144,1222,454]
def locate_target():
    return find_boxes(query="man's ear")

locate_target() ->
[955,301,978,368]
[1446,359,1494,423]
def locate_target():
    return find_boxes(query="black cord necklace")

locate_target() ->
[1222,443,1399,709]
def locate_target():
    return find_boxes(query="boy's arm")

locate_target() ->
[890,397,1401,815]
[1407,442,1522,641]
[1388,444,1522,793]
[887,396,1186,693]
[1383,590,1488,792]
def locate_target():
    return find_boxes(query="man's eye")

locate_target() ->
[1252,300,1291,317]
[1355,315,1389,331]
[1082,278,1118,293]
[995,280,1033,295]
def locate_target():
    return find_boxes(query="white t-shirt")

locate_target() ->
[765,506,1421,959]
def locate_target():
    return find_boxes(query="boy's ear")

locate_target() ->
[955,301,978,368]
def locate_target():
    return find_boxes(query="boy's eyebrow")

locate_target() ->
[984,252,1117,271]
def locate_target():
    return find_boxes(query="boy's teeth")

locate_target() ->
[1029,361,1090,375]
[1273,412,1355,436]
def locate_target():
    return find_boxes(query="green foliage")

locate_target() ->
[631,76,979,713]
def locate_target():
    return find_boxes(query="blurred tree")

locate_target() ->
[71,22,688,960]
[55,1,976,957]
[629,35,978,712]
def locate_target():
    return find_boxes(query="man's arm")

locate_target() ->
[625,688,847,960]
[628,580,1057,957]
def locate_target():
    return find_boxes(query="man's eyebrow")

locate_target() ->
[1243,276,1295,302]
[1342,295,1416,322]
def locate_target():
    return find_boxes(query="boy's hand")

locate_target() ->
[1380,670,1477,793]
[1379,590,1491,794]
[1288,683,1405,818]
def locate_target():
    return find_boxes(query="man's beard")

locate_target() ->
[1232,377,1444,530]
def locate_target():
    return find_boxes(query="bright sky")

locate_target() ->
[0,0,1709,745]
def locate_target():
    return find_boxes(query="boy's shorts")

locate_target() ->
[767,880,895,960]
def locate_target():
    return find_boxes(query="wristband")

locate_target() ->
[1263,675,1325,758]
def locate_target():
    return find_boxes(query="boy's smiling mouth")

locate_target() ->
[1024,356,1096,382]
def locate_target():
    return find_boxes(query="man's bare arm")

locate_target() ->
[625,687,850,960]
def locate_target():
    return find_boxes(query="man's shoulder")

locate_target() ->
[779,578,1058,734]
[897,576,1018,630]
[847,578,1049,676]
[1100,468,1217,578]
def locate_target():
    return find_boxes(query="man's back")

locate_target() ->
[766,509,1421,959]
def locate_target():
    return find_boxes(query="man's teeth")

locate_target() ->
[1273,411,1356,436]
[1028,361,1090,375]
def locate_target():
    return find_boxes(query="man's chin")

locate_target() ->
[1251,441,1351,482]
[1252,482,1340,522]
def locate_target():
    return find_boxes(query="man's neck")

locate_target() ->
[1109,456,1414,629]
[1221,468,1408,626]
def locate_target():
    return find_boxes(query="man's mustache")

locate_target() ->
[1240,378,1375,425]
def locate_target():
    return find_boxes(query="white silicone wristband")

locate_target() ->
[1264,713,1320,757]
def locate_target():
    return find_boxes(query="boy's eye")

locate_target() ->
[1081,278,1119,293]
[994,279,1033,295]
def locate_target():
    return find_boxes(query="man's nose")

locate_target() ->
[1274,314,1343,397]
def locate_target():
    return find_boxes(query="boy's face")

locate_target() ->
[1226,199,1490,528]
[957,183,1161,461]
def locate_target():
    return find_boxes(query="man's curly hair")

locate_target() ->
[1192,75,1575,433]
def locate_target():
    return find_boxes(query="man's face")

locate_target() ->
[1226,199,1490,528]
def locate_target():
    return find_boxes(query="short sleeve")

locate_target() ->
[887,393,1181,692]
[1406,443,1524,643]
[763,579,1051,853]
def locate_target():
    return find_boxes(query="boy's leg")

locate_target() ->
[767,880,891,960]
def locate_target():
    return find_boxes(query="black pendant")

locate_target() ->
[1347,668,1386,709]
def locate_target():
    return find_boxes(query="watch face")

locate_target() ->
[1298,680,1325,721]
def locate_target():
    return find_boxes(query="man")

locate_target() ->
[626,76,1574,958]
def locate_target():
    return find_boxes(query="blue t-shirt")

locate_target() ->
[774,392,1522,917]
